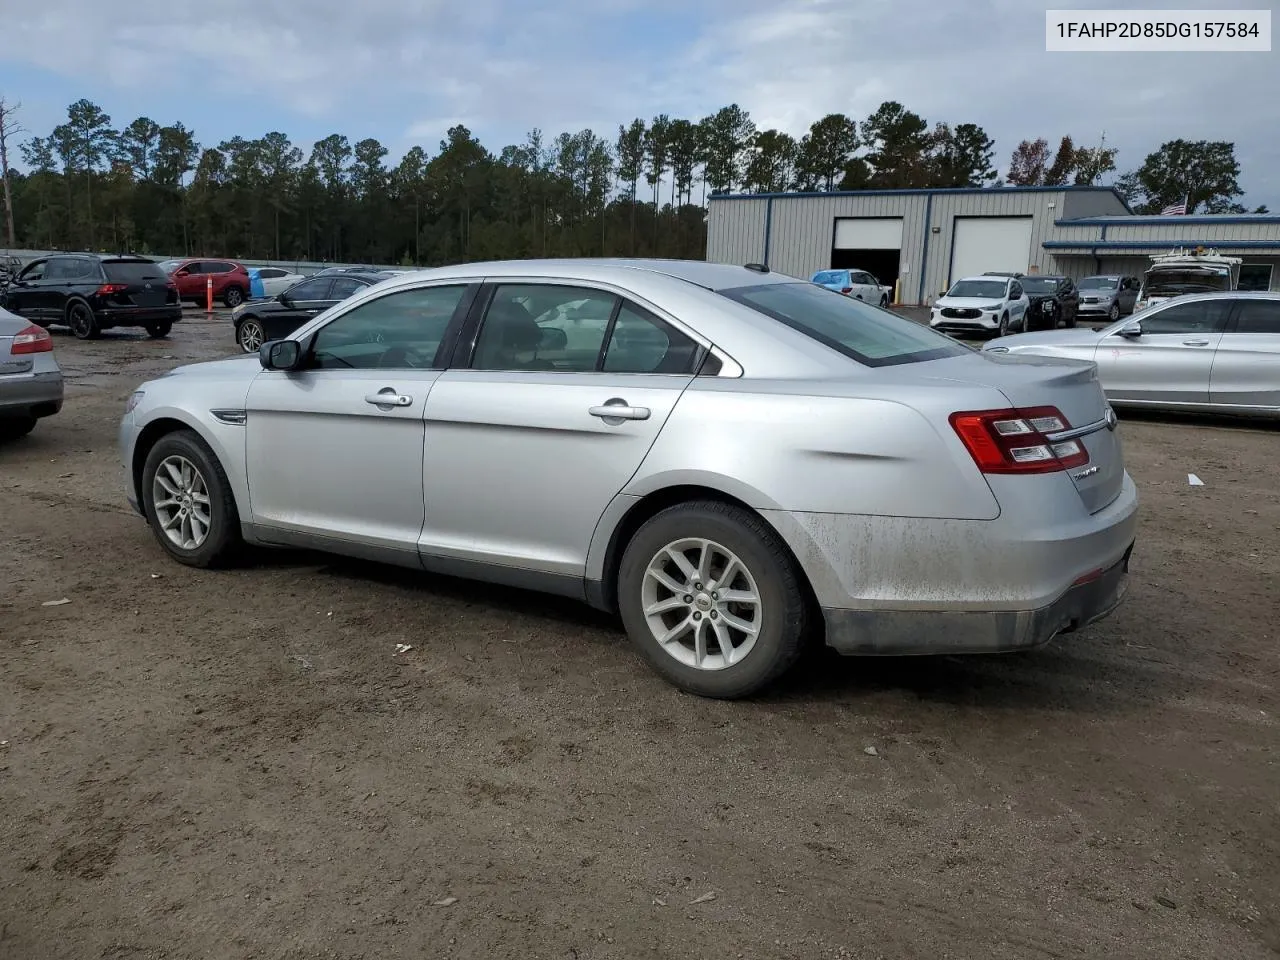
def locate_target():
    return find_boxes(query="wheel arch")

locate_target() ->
[585,480,816,616]
[131,413,250,524]
[63,296,95,323]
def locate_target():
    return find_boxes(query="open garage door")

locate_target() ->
[949,217,1033,285]
[831,217,903,288]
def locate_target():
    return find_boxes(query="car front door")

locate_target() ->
[173,261,203,300]
[260,277,335,340]
[1008,281,1028,326]
[1209,298,1280,409]
[419,281,704,588]
[4,259,50,321]
[243,282,477,562]
[1094,299,1232,404]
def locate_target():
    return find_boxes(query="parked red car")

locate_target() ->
[157,258,251,308]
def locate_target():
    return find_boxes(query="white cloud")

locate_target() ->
[2,0,1276,204]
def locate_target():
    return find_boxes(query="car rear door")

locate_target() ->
[1209,297,1280,409]
[1094,298,1231,404]
[419,281,702,583]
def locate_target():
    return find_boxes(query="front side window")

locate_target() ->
[719,282,968,367]
[1137,300,1232,335]
[311,285,467,370]
[18,260,46,281]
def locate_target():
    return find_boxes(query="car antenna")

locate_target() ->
[743,262,770,273]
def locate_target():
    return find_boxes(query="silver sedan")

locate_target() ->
[120,259,1138,698]
[0,306,63,440]
[984,291,1280,417]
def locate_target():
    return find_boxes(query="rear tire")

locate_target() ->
[880,295,890,308]
[0,417,37,441]
[145,321,172,339]
[617,500,810,699]
[67,302,100,340]
[223,286,245,308]
[141,429,243,568]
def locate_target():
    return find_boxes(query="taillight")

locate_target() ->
[11,323,53,354]
[840,286,853,294]
[96,283,128,296]
[949,406,1089,475]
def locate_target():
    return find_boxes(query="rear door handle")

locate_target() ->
[1182,339,1210,346]
[365,389,413,408]
[589,403,650,421]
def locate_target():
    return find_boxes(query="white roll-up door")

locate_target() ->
[949,217,1034,282]
[834,218,903,250]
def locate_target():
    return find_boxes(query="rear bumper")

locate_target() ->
[0,370,64,419]
[98,306,182,329]
[822,543,1132,655]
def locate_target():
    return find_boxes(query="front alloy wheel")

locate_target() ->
[237,319,265,353]
[1108,303,1121,321]
[142,429,242,567]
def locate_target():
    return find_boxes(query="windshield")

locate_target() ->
[1020,277,1060,294]
[811,270,847,286]
[945,279,1007,299]
[1079,276,1118,290]
[718,282,969,367]
[1143,268,1232,297]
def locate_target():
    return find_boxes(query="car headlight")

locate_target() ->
[1042,300,1054,311]
[125,390,145,414]
[982,303,1002,311]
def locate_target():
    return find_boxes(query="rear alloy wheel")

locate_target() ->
[237,319,265,353]
[141,429,243,568]
[67,302,100,340]
[0,416,37,441]
[145,321,172,339]
[618,500,809,699]
[223,286,245,308]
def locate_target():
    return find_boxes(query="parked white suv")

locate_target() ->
[930,276,1030,338]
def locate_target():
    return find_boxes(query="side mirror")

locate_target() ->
[277,292,292,306]
[259,339,302,370]
[1119,321,1142,339]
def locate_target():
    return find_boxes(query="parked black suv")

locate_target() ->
[0,254,182,339]
[1016,274,1079,331]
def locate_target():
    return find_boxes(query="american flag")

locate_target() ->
[1160,201,1187,216]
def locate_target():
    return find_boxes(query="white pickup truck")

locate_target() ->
[1136,248,1241,312]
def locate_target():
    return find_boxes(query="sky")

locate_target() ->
[0,0,1276,207]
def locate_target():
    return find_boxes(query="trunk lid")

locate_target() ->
[103,260,174,307]
[921,351,1124,514]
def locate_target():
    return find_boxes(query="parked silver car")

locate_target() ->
[1077,275,1139,322]
[985,291,1280,417]
[120,259,1138,698]
[0,306,63,440]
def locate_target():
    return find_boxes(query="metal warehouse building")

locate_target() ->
[705,186,1280,304]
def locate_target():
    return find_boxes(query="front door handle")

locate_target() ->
[1182,339,1210,347]
[365,389,413,408]
[589,401,650,422]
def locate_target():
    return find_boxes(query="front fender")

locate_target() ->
[130,405,251,525]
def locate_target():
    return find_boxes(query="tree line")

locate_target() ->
[0,96,1264,267]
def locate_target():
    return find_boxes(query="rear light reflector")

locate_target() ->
[96,283,128,296]
[949,406,1089,475]
[11,323,53,354]
[840,287,853,294]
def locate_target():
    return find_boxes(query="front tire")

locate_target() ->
[237,318,265,353]
[998,313,1010,336]
[67,302,100,340]
[141,429,243,568]
[223,286,245,308]
[1108,303,1121,322]
[617,500,810,699]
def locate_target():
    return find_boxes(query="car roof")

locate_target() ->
[955,275,1011,283]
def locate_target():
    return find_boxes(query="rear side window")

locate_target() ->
[205,261,234,274]
[103,261,167,284]
[718,282,969,367]
[329,277,368,299]
[1232,300,1280,334]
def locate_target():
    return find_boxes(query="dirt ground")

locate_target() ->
[2,309,1277,960]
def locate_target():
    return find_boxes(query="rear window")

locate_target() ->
[103,260,168,284]
[718,282,969,367]
[812,270,846,286]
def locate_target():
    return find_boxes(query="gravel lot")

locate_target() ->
[2,308,1277,960]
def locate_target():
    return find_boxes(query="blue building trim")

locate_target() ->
[711,184,1128,204]
[762,196,774,266]
[1054,215,1280,226]
[916,192,933,304]
[1044,239,1280,251]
